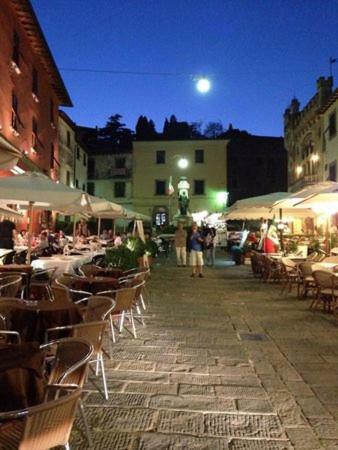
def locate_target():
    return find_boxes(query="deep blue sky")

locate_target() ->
[32,0,338,136]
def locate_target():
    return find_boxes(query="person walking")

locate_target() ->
[174,223,187,266]
[204,226,215,266]
[188,223,204,278]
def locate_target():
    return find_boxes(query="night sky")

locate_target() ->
[32,0,338,137]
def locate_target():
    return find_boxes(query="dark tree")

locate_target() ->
[204,121,224,138]
[135,115,158,140]
[99,114,133,149]
[190,121,203,138]
[163,115,194,140]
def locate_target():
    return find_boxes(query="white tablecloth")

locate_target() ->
[31,251,105,277]
[312,262,338,273]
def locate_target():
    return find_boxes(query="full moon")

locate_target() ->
[196,78,211,94]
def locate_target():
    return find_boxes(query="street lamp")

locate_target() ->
[177,158,188,169]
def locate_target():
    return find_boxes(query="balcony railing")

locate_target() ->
[88,168,131,179]
[289,174,321,192]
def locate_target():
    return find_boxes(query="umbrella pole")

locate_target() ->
[26,201,34,264]
[73,215,77,243]
[279,208,284,252]
[97,217,101,236]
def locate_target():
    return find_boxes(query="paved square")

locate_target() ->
[71,257,338,449]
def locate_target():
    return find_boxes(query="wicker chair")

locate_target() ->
[280,257,300,296]
[97,286,138,341]
[0,386,82,450]
[51,284,72,303]
[311,270,338,312]
[46,321,109,400]
[40,337,93,446]
[78,264,100,277]
[261,255,282,283]
[30,268,57,301]
[0,275,22,298]
[55,275,91,302]
[0,272,28,299]
[298,262,316,299]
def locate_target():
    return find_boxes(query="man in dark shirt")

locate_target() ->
[188,223,204,278]
[0,219,16,249]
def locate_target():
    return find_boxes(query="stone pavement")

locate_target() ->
[71,256,338,449]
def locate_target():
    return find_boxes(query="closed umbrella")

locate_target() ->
[0,135,22,170]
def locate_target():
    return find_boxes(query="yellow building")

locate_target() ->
[58,110,88,191]
[132,140,228,224]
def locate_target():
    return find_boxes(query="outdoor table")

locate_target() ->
[3,300,82,343]
[31,253,97,277]
[0,342,45,412]
[92,267,124,278]
[72,276,119,294]
[312,262,338,273]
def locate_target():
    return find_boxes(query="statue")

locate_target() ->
[177,177,190,216]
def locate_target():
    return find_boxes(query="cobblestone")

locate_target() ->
[72,257,338,448]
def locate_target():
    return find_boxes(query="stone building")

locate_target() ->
[284,77,333,192]
[132,140,228,225]
[78,126,133,212]
[58,111,87,191]
[0,0,72,177]
[0,0,72,230]
[320,89,338,181]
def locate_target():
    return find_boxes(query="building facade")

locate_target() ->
[284,77,333,192]
[226,132,287,205]
[77,126,133,211]
[0,0,72,231]
[0,0,72,177]
[320,89,338,181]
[132,140,228,224]
[58,111,87,191]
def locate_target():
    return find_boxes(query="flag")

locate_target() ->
[168,176,174,196]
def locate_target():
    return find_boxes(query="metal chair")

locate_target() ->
[298,262,316,299]
[30,267,57,301]
[280,257,300,295]
[0,386,82,450]
[0,275,22,298]
[97,286,138,341]
[0,272,28,299]
[46,321,109,400]
[40,337,93,446]
[78,264,100,277]
[311,270,338,312]
[55,274,91,302]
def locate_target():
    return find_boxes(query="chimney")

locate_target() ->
[317,76,333,107]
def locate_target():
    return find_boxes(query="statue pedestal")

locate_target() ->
[173,214,194,227]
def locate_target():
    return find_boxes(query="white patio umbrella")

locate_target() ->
[0,172,91,262]
[0,205,23,221]
[272,182,338,210]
